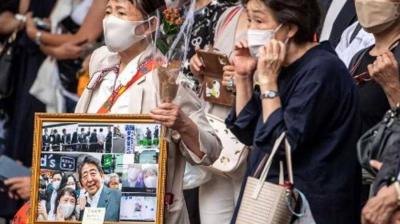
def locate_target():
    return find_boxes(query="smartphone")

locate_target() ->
[196,49,230,77]
[34,18,51,31]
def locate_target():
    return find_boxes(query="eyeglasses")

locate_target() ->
[353,71,372,85]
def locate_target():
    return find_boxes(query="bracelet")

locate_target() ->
[393,181,400,207]
[35,31,42,45]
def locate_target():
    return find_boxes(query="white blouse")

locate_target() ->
[86,49,158,114]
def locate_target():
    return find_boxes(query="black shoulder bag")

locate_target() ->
[358,108,400,177]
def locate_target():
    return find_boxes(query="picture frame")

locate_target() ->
[30,113,167,224]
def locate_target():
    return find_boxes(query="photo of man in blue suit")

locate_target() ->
[77,155,121,221]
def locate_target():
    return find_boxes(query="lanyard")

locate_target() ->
[97,59,158,114]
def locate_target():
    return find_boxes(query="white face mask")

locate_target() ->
[247,24,283,58]
[66,185,76,191]
[58,203,75,218]
[144,176,157,188]
[103,15,151,52]
[52,181,61,190]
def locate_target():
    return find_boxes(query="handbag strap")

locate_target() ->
[252,132,293,199]
[0,30,17,56]
[285,137,294,184]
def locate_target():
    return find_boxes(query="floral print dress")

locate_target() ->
[181,0,235,91]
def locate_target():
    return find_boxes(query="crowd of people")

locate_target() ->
[42,127,112,152]
[36,156,123,221]
[1,0,400,223]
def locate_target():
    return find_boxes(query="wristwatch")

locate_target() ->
[261,90,279,99]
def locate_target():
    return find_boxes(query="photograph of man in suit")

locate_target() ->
[42,128,50,151]
[50,129,61,151]
[71,129,78,151]
[61,129,72,151]
[78,128,87,152]
[105,127,112,153]
[77,155,121,221]
[89,129,98,152]
[97,128,106,153]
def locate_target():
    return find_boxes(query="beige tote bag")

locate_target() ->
[206,113,248,174]
[236,132,296,224]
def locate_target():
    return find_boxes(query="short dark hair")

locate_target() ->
[52,171,63,179]
[60,174,80,191]
[128,0,166,17]
[78,155,104,183]
[53,188,77,218]
[243,0,321,44]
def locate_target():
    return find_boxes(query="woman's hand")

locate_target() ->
[189,53,204,78]
[222,65,236,91]
[257,39,286,85]
[150,103,192,132]
[370,160,383,171]
[151,103,204,158]
[0,11,24,34]
[232,39,257,77]
[78,195,87,210]
[38,202,48,220]
[56,206,65,221]
[40,42,82,60]
[362,185,399,224]
[25,13,38,41]
[368,52,399,89]
[368,51,400,107]
[4,176,31,200]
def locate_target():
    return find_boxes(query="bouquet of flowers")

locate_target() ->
[156,7,184,55]
[155,1,196,103]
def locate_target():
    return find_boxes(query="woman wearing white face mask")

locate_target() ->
[44,172,64,217]
[225,0,362,223]
[53,188,78,221]
[39,188,78,221]
[75,0,222,223]
[144,167,158,188]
